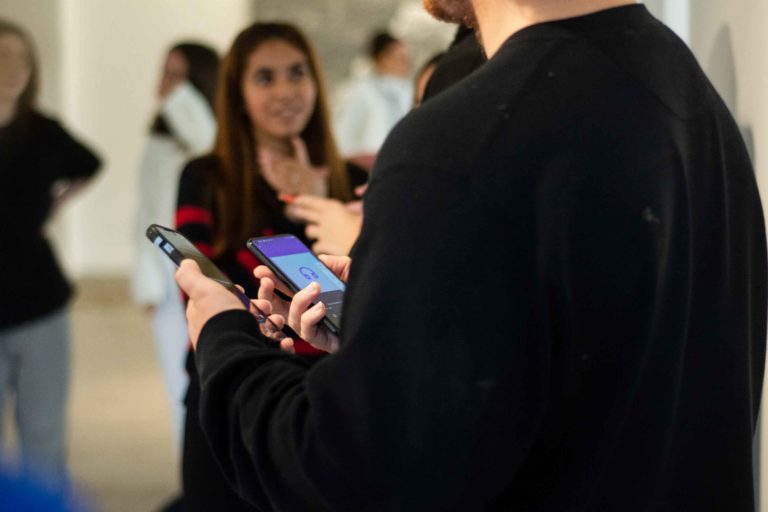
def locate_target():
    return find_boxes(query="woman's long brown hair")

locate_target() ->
[211,22,351,256]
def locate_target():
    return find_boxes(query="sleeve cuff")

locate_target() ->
[198,309,263,346]
[196,309,271,374]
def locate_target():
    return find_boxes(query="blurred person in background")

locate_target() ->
[0,19,101,492]
[131,41,219,455]
[174,21,366,511]
[413,51,444,106]
[334,31,412,170]
[421,25,486,102]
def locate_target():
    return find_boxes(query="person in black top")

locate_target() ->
[174,22,366,511]
[176,1,766,510]
[0,20,100,490]
[421,24,486,103]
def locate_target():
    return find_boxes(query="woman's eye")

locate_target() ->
[255,71,272,85]
[289,67,306,81]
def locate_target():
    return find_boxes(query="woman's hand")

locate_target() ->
[253,255,351,353]
[282,194,363,256]
[259,137,328,198]
[49,178,88,218]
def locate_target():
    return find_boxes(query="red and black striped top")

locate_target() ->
[176,155,367,355]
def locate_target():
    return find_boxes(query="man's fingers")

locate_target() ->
[300,301,326,338]
[255,274,275,302]
[262,313,286,337]
[176,259,206,296]
[254,267,293,297]
[279,338,296,354]
[267,314,285,330]
[254,272,291,319]
[288,282,321,332]
[252,298,272,316]
[253,265,276,282]
[257,312,286,342]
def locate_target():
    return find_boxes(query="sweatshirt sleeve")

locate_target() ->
[161,81,217,155]
[194,164,550,511]
[49,121,102,181]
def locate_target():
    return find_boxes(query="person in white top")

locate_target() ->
[334,31,413,171]
[132,42,219,450]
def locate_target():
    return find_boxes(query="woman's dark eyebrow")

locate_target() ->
[253,61,306,76]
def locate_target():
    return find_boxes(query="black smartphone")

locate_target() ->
[247,234,345,334]
[146,224,275,328]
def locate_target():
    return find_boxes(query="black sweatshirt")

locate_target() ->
[0,111,101,328]
[194,6,766,511]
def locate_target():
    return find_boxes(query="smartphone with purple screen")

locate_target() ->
[247,234,345,334]
[146,224,278,329]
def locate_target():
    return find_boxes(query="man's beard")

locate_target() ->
[423,0,478,28]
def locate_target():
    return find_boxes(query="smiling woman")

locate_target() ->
[173,21,367,511]
[243,40,318,144]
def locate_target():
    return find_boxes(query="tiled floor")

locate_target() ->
[56,277,179,511]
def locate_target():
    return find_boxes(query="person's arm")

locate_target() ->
[333,83,370,158]
[189,166,551,510]
[50,120,102,182]
[45,120,101,221]
[161,81,217,155]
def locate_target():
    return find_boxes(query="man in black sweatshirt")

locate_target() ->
[176,0,767,510]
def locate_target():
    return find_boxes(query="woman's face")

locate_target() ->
[158,49,188,99]
[241,39,317,144]
[378,42,411,78]
[0,33,32,105]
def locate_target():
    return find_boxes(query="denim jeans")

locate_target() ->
[0,307,70,490]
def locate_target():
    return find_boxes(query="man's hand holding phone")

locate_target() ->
[253,254,351,354]
[175,260,292,351]
[176,259,245,349]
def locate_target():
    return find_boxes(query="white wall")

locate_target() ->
[57,0,251,276]
[687,3,768,190]
[685,2,768,510]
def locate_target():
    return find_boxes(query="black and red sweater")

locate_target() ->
[175,154,367,511]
